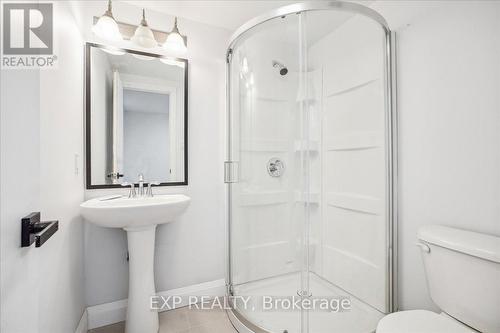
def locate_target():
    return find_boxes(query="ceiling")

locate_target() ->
[121,1,300,31]
[121,1,377,33]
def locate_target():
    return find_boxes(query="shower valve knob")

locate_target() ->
[267,158,285,177]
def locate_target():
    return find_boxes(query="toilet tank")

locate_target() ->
[417,225,500,333]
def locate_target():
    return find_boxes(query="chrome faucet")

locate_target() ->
[146,181,160,197]
[137,173,145,197]
[121,175,152,198]
[121,182,136,198]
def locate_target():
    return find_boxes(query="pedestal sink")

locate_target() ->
[80,194,190,333]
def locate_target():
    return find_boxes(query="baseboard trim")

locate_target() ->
[75,309,88,333]
[87,299,128,330]
[86,279,226,330]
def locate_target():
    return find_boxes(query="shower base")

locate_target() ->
[228,273,384,333]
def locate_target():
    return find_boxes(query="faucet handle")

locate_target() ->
[146,181,161,197]
[121,182,136,198]
[138,173,144,182]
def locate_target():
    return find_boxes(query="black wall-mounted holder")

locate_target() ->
[21,212,59,248]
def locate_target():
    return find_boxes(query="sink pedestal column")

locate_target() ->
[124,225,159,333]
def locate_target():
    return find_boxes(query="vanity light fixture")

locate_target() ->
[163,17,187,54]
[92,0,122,41]
[92,4,189,55]
[131,9,157,48]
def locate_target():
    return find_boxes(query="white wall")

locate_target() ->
[1,65,43,333]
[373,0,500,311]
[79,2,230,306]
[0,2,86,332]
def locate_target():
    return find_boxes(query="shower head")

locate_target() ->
[272,60,288,76]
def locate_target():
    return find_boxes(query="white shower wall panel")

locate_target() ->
[325,149,385,198]
[249,99,293,142]
[231,38,301,285]
[308,13,389,312]
[231,204,296,284]
[323,81,385,134]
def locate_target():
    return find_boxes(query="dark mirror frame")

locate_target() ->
[85,42,188,189]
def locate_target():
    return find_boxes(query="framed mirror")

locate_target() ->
[85,43,188,189]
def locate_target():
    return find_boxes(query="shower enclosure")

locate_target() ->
[225,2,396,333]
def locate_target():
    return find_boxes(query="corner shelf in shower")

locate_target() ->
[294,191,320,205]
[325,78,379,98]
[295,97,317,105]
[237,190,320,206]
[241,139,289,152]
[325,192,382,215]
[250,95,292,103]
[294,140,319,152]
[325,131,383,151]
[238,191,290,207]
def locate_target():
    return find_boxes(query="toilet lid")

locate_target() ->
[376,310,476,333]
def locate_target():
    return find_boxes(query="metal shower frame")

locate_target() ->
[224,2,398,332]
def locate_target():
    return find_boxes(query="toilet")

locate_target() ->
[377,225,500,333]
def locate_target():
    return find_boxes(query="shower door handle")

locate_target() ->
[224,161,239,183]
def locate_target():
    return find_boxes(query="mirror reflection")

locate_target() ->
[86,44,187,188]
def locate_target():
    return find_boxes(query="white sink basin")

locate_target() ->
[80,194,190,333]
[80,194,190,229]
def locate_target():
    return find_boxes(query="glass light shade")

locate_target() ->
[92,15,122,41]
[131,24,157,48]
[163,32,187,54]
[131,9,157,49]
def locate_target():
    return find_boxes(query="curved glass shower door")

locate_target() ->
[226,3,395,333]
[227,12,307,332]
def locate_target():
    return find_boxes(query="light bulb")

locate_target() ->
[92,0,122,41]
[131,9,157,49]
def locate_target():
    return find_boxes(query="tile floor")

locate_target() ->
[88,306,238,333]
